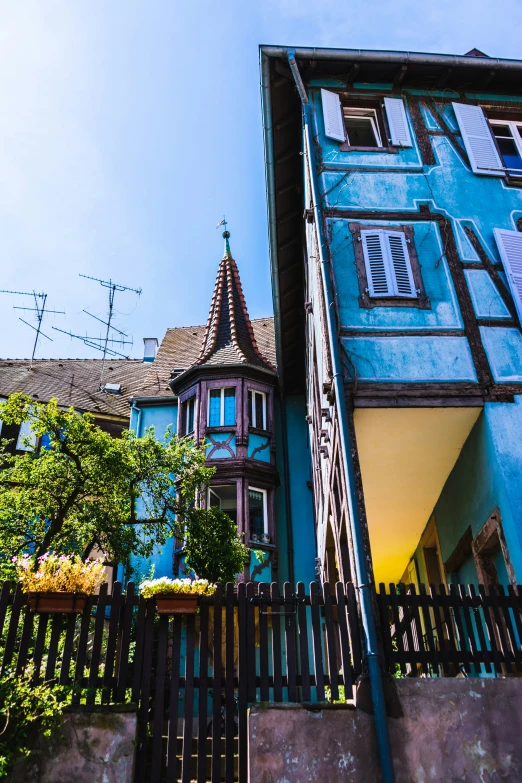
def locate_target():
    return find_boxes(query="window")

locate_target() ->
[490,120,522,175]
[248,487,268,538]
[344,108,381,148]
[16,419,37,451]
[248,389,267,429]
[349,223,429,309]
[361,229,416,297]
[208,387,236,427]
[184,396,196,435]
[208,485,237,525]
[321,89,413,150]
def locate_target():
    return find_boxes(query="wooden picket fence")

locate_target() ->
[378,582,522,677]
[0,580,361,783]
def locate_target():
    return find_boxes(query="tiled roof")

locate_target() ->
[0,359,149,418]
[137,317,276,398]
[195,252,276,373]
[0,319,276,411]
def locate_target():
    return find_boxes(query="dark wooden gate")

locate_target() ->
[0,580,360,782]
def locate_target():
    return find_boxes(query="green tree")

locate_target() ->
[184,506,249,584]
[0,394,248,582]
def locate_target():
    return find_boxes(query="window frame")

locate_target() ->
[339,98,399,154]
[489,118,522,176]
[207,387,236,427]
[343,107,382,148]
[184,395,196,435]
[248,389,267,430]
[248,486,268,538]
[349,222,430,309]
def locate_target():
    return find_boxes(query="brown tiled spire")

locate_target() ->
[195,231,276,372]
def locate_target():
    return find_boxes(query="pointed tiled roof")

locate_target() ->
[194,233,276,373]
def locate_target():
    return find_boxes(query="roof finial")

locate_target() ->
[216,215,231,259]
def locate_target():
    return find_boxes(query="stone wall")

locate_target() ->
[249,678,522,782]
[12,705,137,783]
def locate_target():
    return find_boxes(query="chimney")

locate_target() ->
[143,338,159,363]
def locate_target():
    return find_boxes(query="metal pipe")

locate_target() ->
[131,403,143,438]
[262,45,522,73]
[286,48,396,783]
[260,50,295,586]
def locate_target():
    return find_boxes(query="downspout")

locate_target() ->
[261,51,295,586]
[131,403,143,438]
[286,49,396,783]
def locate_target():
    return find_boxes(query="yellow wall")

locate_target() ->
[354,407,481,585]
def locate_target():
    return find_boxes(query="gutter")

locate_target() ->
[260,49,295,587]
[261,45,522,74]
[282,48,396,783]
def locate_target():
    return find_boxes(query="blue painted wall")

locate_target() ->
[312,90,522,388]
[128,400,179,581]
[275,395,317,586]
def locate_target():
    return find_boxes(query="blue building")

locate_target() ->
[133,45,522,620]
[260,44,522,606]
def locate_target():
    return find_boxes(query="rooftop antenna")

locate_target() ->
[0,289,65,366]
[52,274,141,390]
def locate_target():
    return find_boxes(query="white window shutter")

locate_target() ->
[493,228,522,322]
[361,231,393,296]
[385,231,417,297]
[383,97,412,147]
[321,89,345,142]
[452,103,504,176]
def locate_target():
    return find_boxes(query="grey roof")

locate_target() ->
[0,358,148,418]
[0,319,276,413]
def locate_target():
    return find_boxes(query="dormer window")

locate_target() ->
[248,389,267,430]
[208,387,236,427]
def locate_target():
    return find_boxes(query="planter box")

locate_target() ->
[28,592,88,613]
[155,594,198,614]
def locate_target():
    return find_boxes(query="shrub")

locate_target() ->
[0,667,69,778]
[139,576,216,599]
[14,553,106,594]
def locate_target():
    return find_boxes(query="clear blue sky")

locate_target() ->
[1,1,520,359]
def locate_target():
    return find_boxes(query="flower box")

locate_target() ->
[28,591,87,613]
[155,594,198,614]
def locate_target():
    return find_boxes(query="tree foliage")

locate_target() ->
[184,506,249,584]
[0,394,248,583]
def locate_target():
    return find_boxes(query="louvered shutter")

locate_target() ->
[385,231,417,297]
[452,103,504,176]
[383,97,412,147]
[360,231,393,296]
[321,89,345,142]
[493,228,522,322]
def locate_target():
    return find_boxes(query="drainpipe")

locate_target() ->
[286,49,396,783]
[131,403,143,438]
[261,51,295,587]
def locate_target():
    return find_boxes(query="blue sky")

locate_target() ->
[1,0,521,359]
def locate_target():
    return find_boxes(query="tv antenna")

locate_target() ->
[52,274,142,390]
[0,289,65,365]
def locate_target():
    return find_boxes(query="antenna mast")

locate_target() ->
[0,289,65,366]
[54,274,141,390]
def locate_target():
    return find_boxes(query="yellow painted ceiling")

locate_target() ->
[354,406,481,586]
